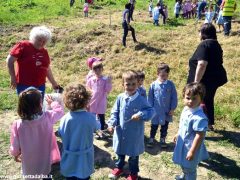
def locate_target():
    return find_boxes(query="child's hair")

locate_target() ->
[18,87,42,120]
[92,61,103,70]
[157,62,170,74]
[122,70,138,83]
[183,82,206,100]
[64,84,91,111]
[86,57,103,69]
[156,3,160,7]
[137,71,145,80]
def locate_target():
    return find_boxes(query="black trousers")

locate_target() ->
[97,114,105,130]
[203,84,218,125]
[159,9,166,24]
[122,21,137,46]
[129,4,134,20]
[150,122,169,139]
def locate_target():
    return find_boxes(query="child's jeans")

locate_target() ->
[122,21,137,46]
[116,154,139,175]
[97,114,105,130]
[150,121,169,139]
[181,166,197,180]
[153,19,159,26]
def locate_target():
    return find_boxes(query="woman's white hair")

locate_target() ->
[29,26,52,43]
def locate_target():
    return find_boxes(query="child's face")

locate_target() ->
[93,67,103,77]
[123,78,138,96]
[158,70,169,82]
[183,92,202,109]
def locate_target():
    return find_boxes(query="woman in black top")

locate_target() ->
[187,23,227,130]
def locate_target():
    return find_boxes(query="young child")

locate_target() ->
[86,61,112,138]
[83,2,89,17]
[173,82,209,180]
[147,63,178,148]
[86,57,103,81]
[174,0,181,18]
[204,4,215,23]
[216,10,224,32]
[137,70,147,98]
[107,71,155,180]
[58,84,100,180]
[153,3,161,26]
[149,0,153,17]
[163,5,169,20]
[9,87,64,178]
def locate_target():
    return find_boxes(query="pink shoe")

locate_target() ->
[127,174,138,180]
[108,168,123,179]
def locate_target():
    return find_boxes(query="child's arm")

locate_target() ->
[9,121,21,162]
[147,84,154,107]
[132,99,155,121]
[169,82,178,115]
[45,96,65,124]
[186,131,205,161]
[105,76,112,93]
[107,96,121,128]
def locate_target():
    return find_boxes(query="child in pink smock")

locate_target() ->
[86,61,112,139]
[86,57,103,81]
[9,87,64,179]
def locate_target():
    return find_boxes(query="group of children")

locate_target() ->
[9,58,209,180]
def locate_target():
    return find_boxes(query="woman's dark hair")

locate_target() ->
[125,3,131,9]
[200,23,217,40]
[18,88,42,120]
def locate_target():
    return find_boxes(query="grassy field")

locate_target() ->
[0,0,240,179]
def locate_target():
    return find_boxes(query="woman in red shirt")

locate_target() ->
[6,26,59,96]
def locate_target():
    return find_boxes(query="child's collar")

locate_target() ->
[124,91,139,102]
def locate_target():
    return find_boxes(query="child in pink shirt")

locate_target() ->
[86,57,103,81]
[9,87,64,179]
[86,61,112,139]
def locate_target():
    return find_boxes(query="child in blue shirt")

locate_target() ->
[147,63,178,148]
[137,70,147,98]
[173,82,209,180]
[153,3,161,26]
[58,84,100,180]
[108,70,155,180]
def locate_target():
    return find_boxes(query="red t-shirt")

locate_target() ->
[10,40,50,86]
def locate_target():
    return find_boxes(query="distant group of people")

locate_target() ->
[6,21,228,180]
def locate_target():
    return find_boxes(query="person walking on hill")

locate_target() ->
[221,0,237,36]
[122,3,138,47]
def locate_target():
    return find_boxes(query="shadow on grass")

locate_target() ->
[167,18,186,27]
[199,151,240,179]
[205,130,240,148]
[144,136,175,155]
[134,42,166,55]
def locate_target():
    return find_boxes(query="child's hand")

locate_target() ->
[131,114,140,121]
[107,127,114,134]
[168,110,174,116]
[186,150,194,161]
[173,134,178,143]
[45,95,53,105]
[107,76,112,82]
[14,154,22,162]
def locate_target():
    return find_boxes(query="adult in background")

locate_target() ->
[122,3,137,47]
[197,0,207,20]
[129,0,136,21]
[221,0,237,36]
[187,23,227,131]
[6,26,59,97]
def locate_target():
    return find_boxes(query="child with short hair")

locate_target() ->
[86,61,112,138]
[9,87,64,178]
[153,3,161,26]
[59,84,100,180]
[204,4,215,24]
[173,82,209,180]
[136,70,147,98]
[174,0,181,18]
[83,2,89,17]
[108,71,155,180]
[147,63,178,148]
[149,0,153,17]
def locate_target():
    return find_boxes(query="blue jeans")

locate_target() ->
[223,16,232,35]
[16,84,45,98]
[115,154,139,174]
[150,121,169,139]
[181,166,197,180]
[153,19,159,26]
